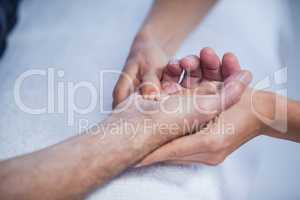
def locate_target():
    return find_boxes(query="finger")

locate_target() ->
[166,154,210,165]
[200,70,252,113]
[166,152,222,166]
[221,70,252,110]
[179,55,202,88]
[200,47,222,81]
[165,160,195,165]
[178,70,252,119]
[113,64,139,108]
[180,55,201,76]
[162,58,182,84]
[136,111,229,168]
[141,70,162,99]
[222,52,241,79]
[136,133,210,167]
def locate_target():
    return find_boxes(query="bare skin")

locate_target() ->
[0,64,251,199]
[138,51,300,167]
[113,0,217,107]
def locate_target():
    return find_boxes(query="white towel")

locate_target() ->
[0,0,297,199]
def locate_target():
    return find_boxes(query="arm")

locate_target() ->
[0,116,157,199]
[140,0,217,56]
[261,92,300,142]
[113,0,217,106]
[0,67,250,199]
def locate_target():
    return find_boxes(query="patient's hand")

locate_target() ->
[112,48,251,163]
[0,49,251,199]
[137,49,259,166]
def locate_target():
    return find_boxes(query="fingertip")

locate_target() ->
[200,47,222,80]
[141,85,158,95]
[141,71,162,96]
[179,55,201,87]
[167,58,182,75]
[179,55,200,71]
[200,47,215,57]
[222,52,241,78]
[222,70,252,109]
[223,52,236,59]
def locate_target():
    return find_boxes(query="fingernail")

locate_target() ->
[202,47,215,55]
[143,92,160,101]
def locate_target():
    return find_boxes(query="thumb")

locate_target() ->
[221,70,252,110]
[141,70,162,96]
[190,70,252,118]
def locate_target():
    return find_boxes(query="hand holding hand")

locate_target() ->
[112,48,252,161]
[137,48,260,166]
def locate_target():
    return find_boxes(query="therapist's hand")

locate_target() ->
[112,32,204,108]
[112,32,169,107]
[137,88,271,166]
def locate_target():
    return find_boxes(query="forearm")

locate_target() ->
[137,0,216,56]
[0,116,161,199]
[259,91,300,142]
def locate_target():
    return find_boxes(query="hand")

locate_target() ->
[112,51,252,161]
[136,88,272,166]
[161,47,239,93]
[112,32,169,107]
[112,32,205,107]
[136,51,267,166]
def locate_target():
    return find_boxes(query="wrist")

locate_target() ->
[134,27,177,56]
[251,90,277,135]
[106,107,183,157]
[257,91,291,137]
[96,112,161,160]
